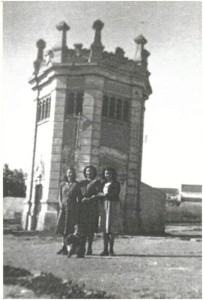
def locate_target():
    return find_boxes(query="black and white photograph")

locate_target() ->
[2,1,202,299]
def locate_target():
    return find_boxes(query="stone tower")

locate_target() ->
[22,20,153,234]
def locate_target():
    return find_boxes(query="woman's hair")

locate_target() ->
[102,167,117,181]
[83,165,97,179]
[64,167,76,181]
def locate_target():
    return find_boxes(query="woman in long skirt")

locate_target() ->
[79,165,102,255]
[99,167,122,256]
[55,167,82,256]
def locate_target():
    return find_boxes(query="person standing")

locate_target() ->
[55,167,83,257]
[99,167,122,256]
[79,165,102,255]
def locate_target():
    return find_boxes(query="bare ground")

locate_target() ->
[3,224,202,299]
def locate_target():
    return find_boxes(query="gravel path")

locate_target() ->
[3,225,202,299]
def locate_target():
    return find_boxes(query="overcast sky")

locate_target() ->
[2,1,202,188]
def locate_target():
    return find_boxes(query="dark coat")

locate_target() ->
[55,180,81,236]
[79,179,102,234]
[101,180,120,201]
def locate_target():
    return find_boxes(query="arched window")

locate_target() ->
[102,95,109,117]
[109,97,116,119]
[76,92,83,115]
[116,99,122,120]
[123,100,129,121]
[66,92,75,115]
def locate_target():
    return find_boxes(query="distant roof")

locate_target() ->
[181,184,202,193]
[155,188,179,195]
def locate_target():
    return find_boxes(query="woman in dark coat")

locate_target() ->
[99,167,122,256]
[79,165,102,255]
[56,167,82,256]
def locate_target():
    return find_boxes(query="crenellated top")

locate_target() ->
[32,20,151,81]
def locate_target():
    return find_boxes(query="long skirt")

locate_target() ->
[99,200,123,234]
[55,202,78,236]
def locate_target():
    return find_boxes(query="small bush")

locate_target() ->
[4,265,114,299]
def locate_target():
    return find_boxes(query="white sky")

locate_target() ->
[2,1,202,189]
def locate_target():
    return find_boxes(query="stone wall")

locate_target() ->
[140,183,166,234]
[4,197,25,220]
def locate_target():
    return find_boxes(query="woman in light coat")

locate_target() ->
[99,167,122,256]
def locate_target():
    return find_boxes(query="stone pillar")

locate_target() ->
[22,40,46,230]
[33,39,46,75]
[134,35,147,67]
[125,88,144,234]
[90,20,104,63]
[77,75,104,178]
[36,77,67,230]
[56,21,70,62]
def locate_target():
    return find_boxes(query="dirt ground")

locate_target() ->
[3,224,202,299]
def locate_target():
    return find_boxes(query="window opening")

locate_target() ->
[123,100,129,121]
[116,99,122,120]
[76,92,83,115]
[109,97,116,119]
[66,92,75,115]
[102,95,109,117]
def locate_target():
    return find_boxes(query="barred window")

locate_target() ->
[116,99,123,120]
[102,95,109,117]
[66,91,84,116]
[102,94,129,122]
[123,100,129,122]
[37,96,51,123]
[109,97,116,119]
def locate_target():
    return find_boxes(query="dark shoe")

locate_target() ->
[86,249,92,255]
[77,254,85,258]
[100,250,109,256]
[57,246,68,255]
[63,248,68,255]
[109,251,116,256]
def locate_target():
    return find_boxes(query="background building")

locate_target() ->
[181,184,202,203]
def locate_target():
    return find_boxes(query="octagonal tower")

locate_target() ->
[22,20,154,234]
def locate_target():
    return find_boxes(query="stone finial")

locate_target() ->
[33,39,46,75]
[90,20,104,63]
[74,43,83,56]
[56,21,70,32]
[134,34,148,66]
[92,19,104,45]
[56,21,70,62]
[134,34,147,45]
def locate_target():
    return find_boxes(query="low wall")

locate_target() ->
[3,197,25,220]
[140,183,166,234]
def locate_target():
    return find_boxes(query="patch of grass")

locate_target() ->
[4,265,114,299]
[166,202,202,223]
